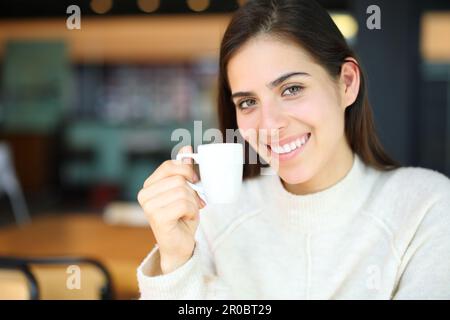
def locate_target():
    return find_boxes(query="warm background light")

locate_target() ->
[137,0,160,13]
[331,13,359,40]
[90,0,113,14]
[421,11,450,62]
[187,0,210,12]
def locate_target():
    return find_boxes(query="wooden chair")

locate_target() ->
[0,256,114,300]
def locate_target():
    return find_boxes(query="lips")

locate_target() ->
[266,132,311,155]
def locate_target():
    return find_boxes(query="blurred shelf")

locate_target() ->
[61,120,218,200]
[0,15,231,63]
[64,121,181,152]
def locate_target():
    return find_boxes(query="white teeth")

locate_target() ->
[301,136,307,145]
[270,133,310,155]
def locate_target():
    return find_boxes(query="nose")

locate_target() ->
[259,99,288,134]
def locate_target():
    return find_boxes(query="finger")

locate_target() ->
[146,198,199,225]
[139,175,186,203]
[190,187,206,209]
[141,185,201,214]
[179,145,200,183]
[138,177,204,208]
[180,145,193,165]
[143,158,196,188]
[162,199,199,222]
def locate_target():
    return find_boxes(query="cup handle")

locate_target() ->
[176,152,199,163]
[176,152,207,205]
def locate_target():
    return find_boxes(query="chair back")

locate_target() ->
[0,256,114,300]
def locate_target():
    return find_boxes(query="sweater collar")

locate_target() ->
[267,153,370,232]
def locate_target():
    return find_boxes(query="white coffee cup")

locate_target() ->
[176,143,243,205]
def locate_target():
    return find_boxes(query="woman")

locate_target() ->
[136,0,450,299]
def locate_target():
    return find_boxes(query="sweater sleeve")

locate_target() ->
[136,223,234,300]
[392,194,450,299]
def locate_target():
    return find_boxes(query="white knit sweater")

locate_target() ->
[137,153,450,299]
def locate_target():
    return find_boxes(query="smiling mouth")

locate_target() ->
[267,132,311,155]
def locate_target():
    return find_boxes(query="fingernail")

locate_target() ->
[193,172,199,182]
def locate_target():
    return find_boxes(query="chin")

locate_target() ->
[277,164,315,185]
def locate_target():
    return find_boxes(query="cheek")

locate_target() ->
[236,114,249,130]
[237,114,258,143]
[289,91,343,137]
[319,93,345,133]
[285,96,322,132]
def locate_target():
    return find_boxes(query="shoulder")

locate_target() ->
[197,175,268,248]
[388,165,450,194]
[363,165,450,248]
[394,166,450,224]
[367,164,450,205]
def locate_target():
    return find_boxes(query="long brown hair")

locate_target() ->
[217,0,400,179]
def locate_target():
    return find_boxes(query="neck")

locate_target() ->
[283,144,354,195]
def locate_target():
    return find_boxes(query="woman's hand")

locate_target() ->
[137,145,206,274]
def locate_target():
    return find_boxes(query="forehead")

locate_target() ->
[227,35,318,90]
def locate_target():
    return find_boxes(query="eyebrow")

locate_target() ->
[231,71,310,100]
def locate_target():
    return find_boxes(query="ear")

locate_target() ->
[339,57,360,110]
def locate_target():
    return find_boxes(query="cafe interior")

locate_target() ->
[0,0,449,299]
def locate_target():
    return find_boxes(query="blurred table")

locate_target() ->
[0,213,155,299]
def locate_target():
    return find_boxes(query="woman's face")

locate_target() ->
[227,35,357,190]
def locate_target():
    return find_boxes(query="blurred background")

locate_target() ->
[0,0,449,299]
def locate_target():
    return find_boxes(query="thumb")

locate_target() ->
[177,145,199,182]
[178,145,193,165]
